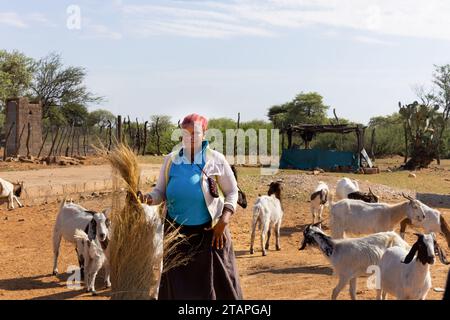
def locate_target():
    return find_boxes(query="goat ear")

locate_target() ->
[402,243,418,264]
[88,219,97,241]
[312,221,323,228]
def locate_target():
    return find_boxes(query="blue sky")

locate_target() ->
[1,0,450,124]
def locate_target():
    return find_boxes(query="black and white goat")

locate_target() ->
[377,233,449,300]
[310,181,329,225]
[250,181,283,256]
[0,178,24,209]
[52,199,111,286]
[336,177,378,203]
[299,222,409,300]
[74,229,108,295]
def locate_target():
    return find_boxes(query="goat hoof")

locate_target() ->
[91,291,98,296]
[250,249,254,254]
[265,245,269,250]
[52,270,58,276]
[262,252,267,256]
[105,282,111,289]
[276,247,281,251]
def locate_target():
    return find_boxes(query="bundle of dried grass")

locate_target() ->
[101,143,186,299]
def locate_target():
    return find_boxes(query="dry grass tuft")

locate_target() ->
[98,143,188,299]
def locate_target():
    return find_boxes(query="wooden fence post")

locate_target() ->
[15,123,27,156]
[3,121,15,160]
[142,121,148,156]
[117,115,122,144]
[37,127,50,158]
[47,127,60,158]
[26,122,31,157]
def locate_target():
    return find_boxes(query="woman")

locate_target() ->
[141,113,243,300]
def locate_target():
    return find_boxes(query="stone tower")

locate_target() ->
[5,97,43,157]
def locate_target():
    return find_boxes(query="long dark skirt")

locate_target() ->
[158,218,243,300]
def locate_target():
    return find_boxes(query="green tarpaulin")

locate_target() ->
[279,149,359,170]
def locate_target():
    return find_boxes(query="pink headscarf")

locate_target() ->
[181,113,208,132]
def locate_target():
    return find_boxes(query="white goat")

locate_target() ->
[142,203,164,299]
[250,182,283,256]
[310,181,329,225]
[377,233,449,300]
[52,199,110,285]
[335,178,359,200]
[74,229,108,295]
[330,194,427,239]
[0,178,24,209]
[299,223,410,300]
[400,204,450,248]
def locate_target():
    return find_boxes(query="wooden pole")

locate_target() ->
[56,127,67,156]
[37,127,50,158]
[127,116,133,150]
[70,126,76,157]
[3,122,15,160]
[83,127,88,156]
[26,122,31,157]
[47,127,60,158]
[370,128,376,161]
[117,115,122,144]
[135,118,141,155]
[107,120,112,151]
[142,121,148,156]
[155,117,161,155]
[15,123,27,156]
[404,123,408,164]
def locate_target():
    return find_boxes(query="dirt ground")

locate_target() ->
[0,174,449,300]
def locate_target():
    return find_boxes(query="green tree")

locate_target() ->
[148,115,176,155]
[0,50,34,108]
[399,101,442,169]
[30,52,102,118]
[88,109,115,127]
[61,103,89,126]
[268,92,329,129]
[431,64,450,163]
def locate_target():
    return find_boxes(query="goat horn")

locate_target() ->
[402,193,414,201]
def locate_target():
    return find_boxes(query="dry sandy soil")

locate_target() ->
[0,168,449,300]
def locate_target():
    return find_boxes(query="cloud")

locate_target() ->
[0,11,55,29]
[115,0,450,41]
[0,12,28,28]
[84,24,123,40]
[353,35,395,46]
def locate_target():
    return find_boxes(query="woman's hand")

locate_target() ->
[138,192,153,205]
[206,209,232,250]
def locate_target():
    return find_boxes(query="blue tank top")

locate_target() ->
[166,141,211,226]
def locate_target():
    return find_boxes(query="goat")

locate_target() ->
[0,178,24,209]
[74,229,108,295]
[377,233,449,300]
[336,177,378,203]
[250,181,283,256]
[310,181,329,225]
[299,222,410,300]
[52,199,110,281]
[348,188,379,203]
[329,193,427,239]
[335,178,359,200]
[399,204,450,249]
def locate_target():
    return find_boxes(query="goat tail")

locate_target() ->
[253,204,262,231]
[58,196,68,213]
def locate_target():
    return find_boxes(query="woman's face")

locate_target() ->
[182,122,205,151]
